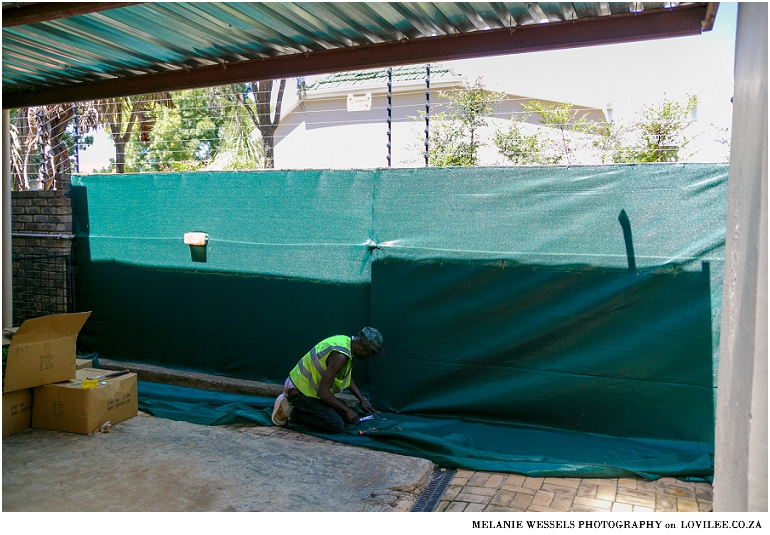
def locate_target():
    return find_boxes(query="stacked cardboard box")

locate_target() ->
[2,312,136,437]
[33,368,138,435]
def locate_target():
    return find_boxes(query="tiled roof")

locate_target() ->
[307,64,460,91]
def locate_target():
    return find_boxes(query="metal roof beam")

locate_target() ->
[2,2,145,28]
[3,4,709,109]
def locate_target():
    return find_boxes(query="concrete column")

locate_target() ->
[714,2,768,512]
[2,109,12,327]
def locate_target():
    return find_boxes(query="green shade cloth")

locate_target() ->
[137,382,712,481]
[73,163,727,479]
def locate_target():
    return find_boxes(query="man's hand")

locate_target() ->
[359,399,380,414]
[344,408,359,424]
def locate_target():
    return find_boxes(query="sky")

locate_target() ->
[79,2,739,172]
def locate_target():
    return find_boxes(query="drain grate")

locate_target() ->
[411,468,457,512]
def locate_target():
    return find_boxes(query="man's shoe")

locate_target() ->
[271,393,292,426]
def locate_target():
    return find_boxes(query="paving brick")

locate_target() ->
[698,501,713,512]
[511,493,534,509]
[468,472,492,486]
[490,489,515,507]
[544,477,581,489]
[465,503,487,512]
[591,478,619,488]
[456,492,493,504]
[446,502,469,512]
[486,504,525,512]
[451,477,469,486]
[695,485,714,501]
[542,483,578,495]
[576,484,598,498]
[443,486,462,501]
[636,479,661,492]
[615,492,656,508]
[532,490,554,507]
[485,474,505,488]
[655,494,678,512]
[503,485,537,496]
[455,469,475,479]
[596,485,617,502]
[660,486,696,499]
[621,488,657,501]
[245,426,276,435]
[677,498,699,512]
[523,477,544,490]
[505,474,526,487]
[463,486,497,497]
[573,496,613,510]
[571,503,608,512]
[612,502,633,512]
[436,501,450,512]
[618,478,638,489]
[551,494,574,511]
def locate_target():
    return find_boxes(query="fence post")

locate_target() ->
[2,109,12,327]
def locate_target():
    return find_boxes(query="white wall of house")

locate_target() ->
[274,77,605,170]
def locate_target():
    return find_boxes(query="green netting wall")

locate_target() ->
[71,164,727,479]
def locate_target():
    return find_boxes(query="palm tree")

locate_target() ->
[90,93,174,173]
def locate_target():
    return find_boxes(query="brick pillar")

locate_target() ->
[10,174,74,324]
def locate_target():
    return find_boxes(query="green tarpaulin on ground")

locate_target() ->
[72,163,727,480]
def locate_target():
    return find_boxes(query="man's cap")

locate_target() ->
[359,327,385,355]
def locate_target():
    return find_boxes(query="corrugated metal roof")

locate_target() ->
[1,2,718,109]
[308,64,459,91]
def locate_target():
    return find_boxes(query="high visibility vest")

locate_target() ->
[289,335,352,399]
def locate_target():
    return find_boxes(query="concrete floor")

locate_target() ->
[235,422,715,513]
[2,412,434,512]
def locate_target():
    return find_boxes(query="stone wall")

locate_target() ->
[10,174,74,324]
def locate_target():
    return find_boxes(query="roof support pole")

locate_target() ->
[2,109,12,327]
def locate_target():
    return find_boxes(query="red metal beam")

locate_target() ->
[2,2,144,28]
[3,4,708,109]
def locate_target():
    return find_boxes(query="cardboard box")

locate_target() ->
[3,312,91,393]
[2,388,33,438]
[75,358,93,370]
[32,368,138,435]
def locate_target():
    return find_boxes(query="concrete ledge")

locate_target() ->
[97,358,359,407]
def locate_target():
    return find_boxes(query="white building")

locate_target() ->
[274,65,605,169]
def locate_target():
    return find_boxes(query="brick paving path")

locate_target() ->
[438,470,713,512]
[227,423,713,513]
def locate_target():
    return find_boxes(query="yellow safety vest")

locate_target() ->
[289,335,352,399]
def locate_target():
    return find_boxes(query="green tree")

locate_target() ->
[577,119,633,164]
[207,84,266,170]
[85,93,175,173]
[10,104,96,189]
[124,89,224,172]
[493,113,552,165]
[521,100,591,165]
[422,78,504,166]
[631,95,698,162]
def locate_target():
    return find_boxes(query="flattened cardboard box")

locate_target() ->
[32,368,137,435]
[2,388,33,438]
[3,312,91,392]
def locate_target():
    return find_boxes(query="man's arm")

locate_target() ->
[318,352,359,424]
[348,378,379,414]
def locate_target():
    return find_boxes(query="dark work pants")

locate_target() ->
[287,391,348,434]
